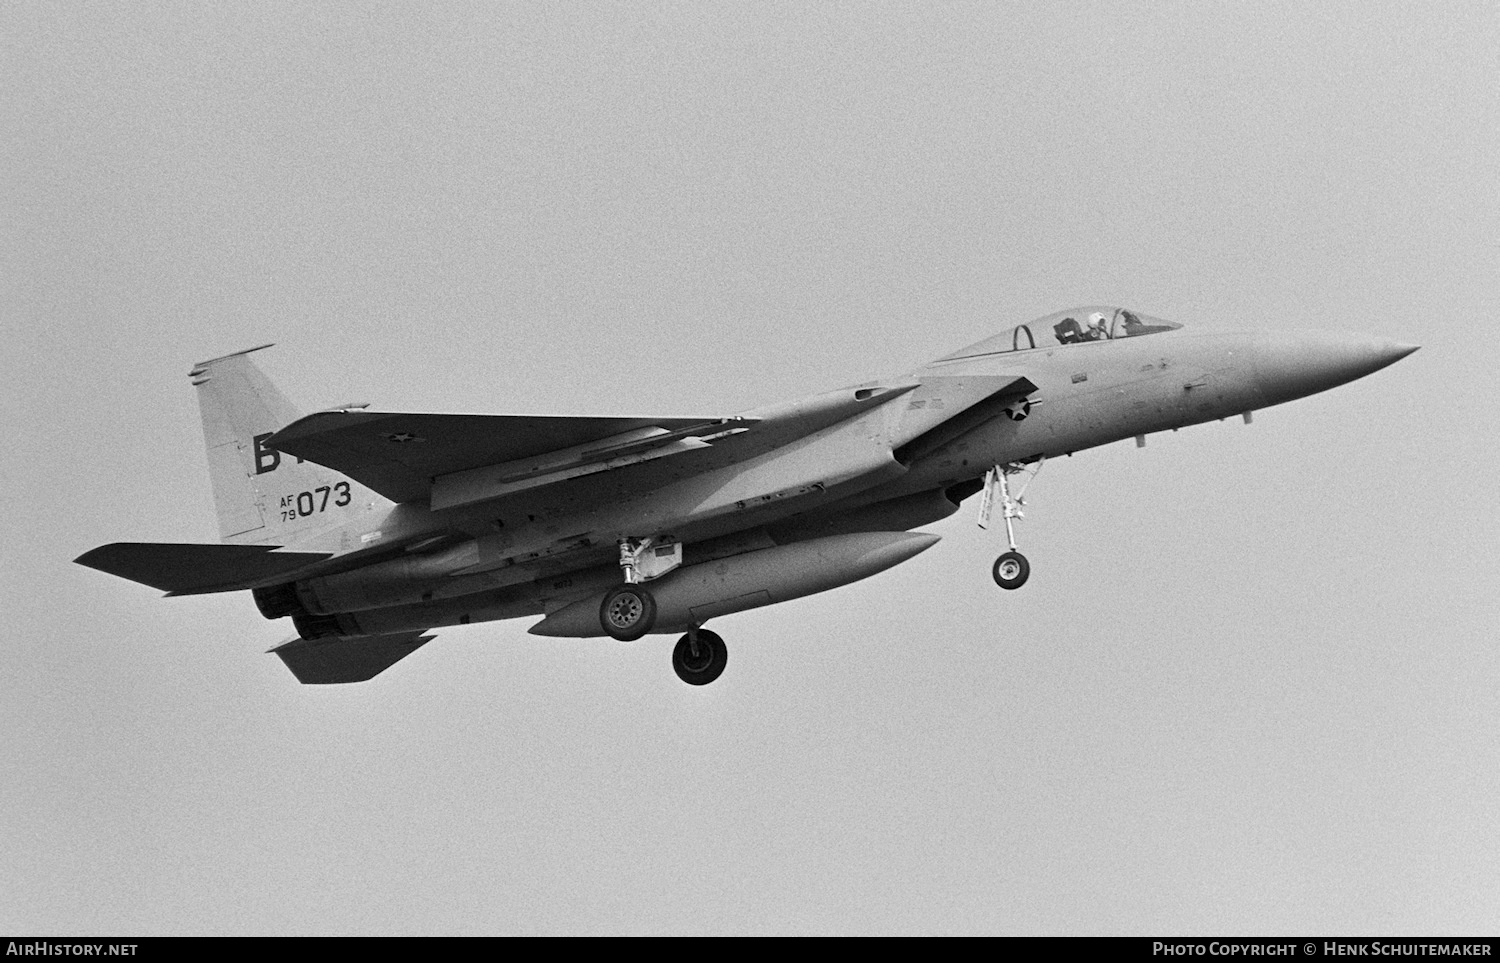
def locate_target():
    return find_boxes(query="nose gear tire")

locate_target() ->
[992,551,1030,590]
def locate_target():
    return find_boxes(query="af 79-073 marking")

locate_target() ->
[77,308,1417,685]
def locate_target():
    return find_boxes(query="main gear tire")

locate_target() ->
[672,630,728,686]
[600,585,657,641]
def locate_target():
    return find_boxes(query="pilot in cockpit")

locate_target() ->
[1039,307,1181,349]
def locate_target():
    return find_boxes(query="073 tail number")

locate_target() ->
[279,482,351,522]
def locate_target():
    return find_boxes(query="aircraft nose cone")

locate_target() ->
[1255,331,1419,405]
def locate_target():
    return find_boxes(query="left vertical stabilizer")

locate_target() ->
[190,346,386,545]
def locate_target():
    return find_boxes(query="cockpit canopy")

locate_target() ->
[939,307,1183,361]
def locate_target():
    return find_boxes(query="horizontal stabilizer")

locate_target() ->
[269,631,434,684]
[75,542,331,594]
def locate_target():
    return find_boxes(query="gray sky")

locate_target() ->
[3,0,1496,935]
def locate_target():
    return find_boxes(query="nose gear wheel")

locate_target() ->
[992,551,1030,589]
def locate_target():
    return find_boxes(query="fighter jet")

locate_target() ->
[77,308,1417,686]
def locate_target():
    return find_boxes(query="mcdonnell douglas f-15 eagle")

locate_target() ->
[77,308,1417,685]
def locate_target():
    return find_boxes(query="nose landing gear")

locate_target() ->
[992,551,1030,590]
[979,459,1044,590]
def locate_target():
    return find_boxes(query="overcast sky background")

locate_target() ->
[3,0,1496,935]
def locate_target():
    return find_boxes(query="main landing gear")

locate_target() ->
[672,628,728,685]
[599,583,656,641]
[601,536,728,684]
[979,458,1044,590]
[599,536,680,641]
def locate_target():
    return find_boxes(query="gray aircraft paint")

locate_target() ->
[77,308,1415,682]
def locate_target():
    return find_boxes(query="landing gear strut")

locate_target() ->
[979,458,1044,590]
[598,537,672,641]
[673,628,727,685]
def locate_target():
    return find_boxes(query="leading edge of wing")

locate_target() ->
[269,631,435,684]
[267,411,742,504]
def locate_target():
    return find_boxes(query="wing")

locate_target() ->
[75,542,332,594]
[268,631,434,684]
[267,411,752,505]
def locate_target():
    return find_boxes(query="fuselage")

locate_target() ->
[268,307,1415,642]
